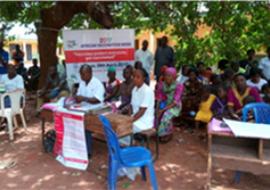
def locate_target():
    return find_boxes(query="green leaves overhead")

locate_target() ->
[0,1,270,67]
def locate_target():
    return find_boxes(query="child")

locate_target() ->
[211,85,228,119]
[104,66,120,102]
[261,84,270,103]
[195,86,216,128]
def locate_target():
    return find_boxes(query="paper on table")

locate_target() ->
[41,97,66,111]
[223,119,270,139]
[68,102,104,112]
[209,118,232,132]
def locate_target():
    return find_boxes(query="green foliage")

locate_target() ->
[0,1,270,67]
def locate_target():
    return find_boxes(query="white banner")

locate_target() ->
[63,29,135,87]
[55,109,88,170]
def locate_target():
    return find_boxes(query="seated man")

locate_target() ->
[16,62,29,90]
[0,64,24,107]
[37,65,69,110]
[74,64,105,156]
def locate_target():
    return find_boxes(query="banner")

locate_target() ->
[63,29,135,86]
[54,109,88,170]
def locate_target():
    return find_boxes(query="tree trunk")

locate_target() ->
[37,27,58,88]
[37,2,113,88]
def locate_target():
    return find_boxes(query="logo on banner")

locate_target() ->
[67,40,77,48]
[99,37,112,44]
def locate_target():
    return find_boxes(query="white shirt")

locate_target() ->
[247,78,267,91]
[259,57,270,80]
[0,74,24,92]
[135,49,154,75]
[77,76,105,106]
[177,75,189,84]
[131,83,154,132]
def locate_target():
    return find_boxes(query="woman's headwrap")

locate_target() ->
[108,66,116,72]
[165,67,177,79]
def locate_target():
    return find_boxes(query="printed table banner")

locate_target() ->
[63,29,135,86]
[54,109,88,170]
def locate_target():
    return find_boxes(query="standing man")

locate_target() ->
[259,47,270,81]
[154,36,175,80]
[74,64,105,157]
[0,41,9,76]
[135,40,154,76]
[28,59,41,92]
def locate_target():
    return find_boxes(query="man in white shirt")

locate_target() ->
[259,47,270,81]
[1,64,24,92]
[135,40,154,76]
[74,64,105,157]
[75,65,105,106]
[0,64,24,107]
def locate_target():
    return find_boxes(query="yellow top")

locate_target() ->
[195,94,216,123]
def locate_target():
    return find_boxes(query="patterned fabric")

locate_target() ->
[211,97,227,118]
[156,82,184,136]
[158,108,179,136]
[106,79,120,101]
[182,79,203,113]
[227,87,262,111]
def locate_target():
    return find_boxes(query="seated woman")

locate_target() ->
[134,61,149,85]
[156,67,184,142]
[105,66,120,102]
[37,65,69,110]
[195,86,216,128]
[130,68,155,134]
[181,69,203,117]
[227,73,262,119]
[118,65,134,114]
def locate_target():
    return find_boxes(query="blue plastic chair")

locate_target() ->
[242,103,270,124]
[234,102,270,183]
[99,115,158,190]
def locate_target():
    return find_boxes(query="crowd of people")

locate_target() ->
[2,37,270,146]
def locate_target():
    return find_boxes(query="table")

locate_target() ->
[207,123,270,189]
[40,108,133,145]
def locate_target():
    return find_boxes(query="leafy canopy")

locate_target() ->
[1,1,270,67]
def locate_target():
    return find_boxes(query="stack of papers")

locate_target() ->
[223,119,270,139]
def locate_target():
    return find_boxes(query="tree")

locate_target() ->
[0,1,113,86]
[1,1,270,76]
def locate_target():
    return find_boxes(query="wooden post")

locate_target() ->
[207,133,212,189]
[258,139,264,160]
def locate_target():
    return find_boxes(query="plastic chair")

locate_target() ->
[242,102,270,124]
[0,90,27,140]
[234,102,270,183]
[99,115,158,190]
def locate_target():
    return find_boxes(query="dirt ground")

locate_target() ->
[0,98,270,190]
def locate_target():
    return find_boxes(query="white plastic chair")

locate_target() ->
[0,90,27,140]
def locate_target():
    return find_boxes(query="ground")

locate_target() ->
[0,98,270,190]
